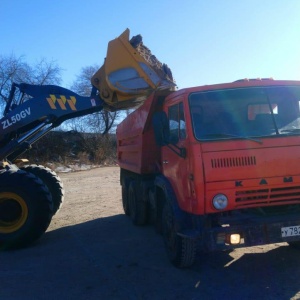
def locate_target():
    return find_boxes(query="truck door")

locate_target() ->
[162,102,192,212]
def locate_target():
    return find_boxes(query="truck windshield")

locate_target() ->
[189,86,300,141]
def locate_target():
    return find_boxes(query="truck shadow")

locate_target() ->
[1,214,300,300]
[44,215,300,299]
[194,246,300,299]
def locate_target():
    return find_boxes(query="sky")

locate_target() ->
[1,0,300,90]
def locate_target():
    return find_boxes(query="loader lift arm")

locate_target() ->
[0,83,104,162]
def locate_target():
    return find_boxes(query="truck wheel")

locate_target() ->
[162,201,196,268]
[128,180,147,226]
[152,188,164,234]
[0,169,53,250]
[148,188,156,225]
[121,178,130,216]
[288,241,300,249]
[21,164,64,215]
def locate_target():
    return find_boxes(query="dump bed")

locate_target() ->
[116,91,169,174]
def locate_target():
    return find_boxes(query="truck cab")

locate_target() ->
[163,79,300,213]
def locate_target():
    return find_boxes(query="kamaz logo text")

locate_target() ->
[235,176,294,187]
[47,95,77,111]
[2,108,31,129]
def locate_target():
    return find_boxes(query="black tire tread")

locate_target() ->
[0,169,53,250]
[128,180,148,226]
[162,200,196,268]
[21,164,64,215]
[121,178,130,216]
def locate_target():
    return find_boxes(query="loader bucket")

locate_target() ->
[91,29,176,110]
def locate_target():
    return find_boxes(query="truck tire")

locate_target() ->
[162,200,196,268]
[152,188,164,234]
[148,188,156,225]
[0,169,53,250]
[21,164,64,215]
[128,180,147,226]
[121,178,130,216]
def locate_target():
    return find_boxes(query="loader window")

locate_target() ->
[168,103,186,143]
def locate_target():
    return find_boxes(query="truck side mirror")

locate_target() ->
[153,111,170,146]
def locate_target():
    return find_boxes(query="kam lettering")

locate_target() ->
[2,108,31,129]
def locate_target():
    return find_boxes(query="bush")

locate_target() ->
[24,130,117,165]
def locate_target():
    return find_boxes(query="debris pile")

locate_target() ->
[129,34,175,85]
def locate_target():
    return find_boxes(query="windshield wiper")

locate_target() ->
[280,129,300,134]
[201,133,262,144]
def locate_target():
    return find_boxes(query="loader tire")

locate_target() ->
[162,200,196,268]
[128,180,147,226]
[21,164,64,215]
[0,169,53,250]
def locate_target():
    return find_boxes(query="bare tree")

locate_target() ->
[71,65,96,96]
[30,58,62,85]
[0,55,27,104]
[69,65,120,135]
[0,54,62,113]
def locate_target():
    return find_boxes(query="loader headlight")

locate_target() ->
[212,194,228,210]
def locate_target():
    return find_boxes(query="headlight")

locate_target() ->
[212,194,228,210]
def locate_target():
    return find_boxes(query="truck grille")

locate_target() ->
[211,156,256,168]
[235,186,300,206]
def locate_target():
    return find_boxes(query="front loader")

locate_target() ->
[0,29,175,249]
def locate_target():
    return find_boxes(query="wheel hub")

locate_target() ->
[0,193,28,233]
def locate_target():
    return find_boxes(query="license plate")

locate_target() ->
[281,225,300,237]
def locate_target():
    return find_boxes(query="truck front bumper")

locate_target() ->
[179,213,300,252]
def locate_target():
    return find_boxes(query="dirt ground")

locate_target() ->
[1,166,300,300]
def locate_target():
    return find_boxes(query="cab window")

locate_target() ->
[168,103,186,142]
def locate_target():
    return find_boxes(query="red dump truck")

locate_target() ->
[117,78,300,267]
